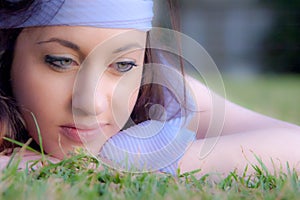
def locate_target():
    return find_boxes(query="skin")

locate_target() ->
[10,26,147,159]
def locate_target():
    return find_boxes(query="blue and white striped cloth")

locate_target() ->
[99,118,196,175]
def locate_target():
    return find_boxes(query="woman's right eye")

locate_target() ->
[44,55,79,71]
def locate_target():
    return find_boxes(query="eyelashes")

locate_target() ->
[109,61,137,73]
[44,55,78,72]
[44,55,138,73]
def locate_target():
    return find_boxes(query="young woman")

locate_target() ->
[0,0,299,176]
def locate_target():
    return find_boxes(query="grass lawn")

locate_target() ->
[0,74,299,200]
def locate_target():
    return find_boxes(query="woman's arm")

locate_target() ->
[181,75,300,176]
[186,75,300,138]
[179,128,300,177]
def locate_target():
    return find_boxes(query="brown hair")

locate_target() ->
[0,0,185,152]
[0,28,30,152]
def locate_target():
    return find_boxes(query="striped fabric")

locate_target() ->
[99,118,196,175]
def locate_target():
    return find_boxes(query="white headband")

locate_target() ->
[0,0,153,31]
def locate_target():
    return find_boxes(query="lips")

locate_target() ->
[59,124,105,143]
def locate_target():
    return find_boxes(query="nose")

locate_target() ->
[72,66,110,117]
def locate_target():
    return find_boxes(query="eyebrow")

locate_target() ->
[37,38,142,55]
[112,43,143,54]
[36,38,80,52]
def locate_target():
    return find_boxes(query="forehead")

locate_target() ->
[18,26,147,54]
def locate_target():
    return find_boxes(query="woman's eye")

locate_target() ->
[110,61,137,73]
[44,55,78,71]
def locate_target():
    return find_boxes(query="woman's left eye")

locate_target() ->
[110,61,137,73]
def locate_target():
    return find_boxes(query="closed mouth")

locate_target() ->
[59,124,106,143]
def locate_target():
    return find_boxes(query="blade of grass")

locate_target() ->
[30,112,45,162]
[3,137,39,154]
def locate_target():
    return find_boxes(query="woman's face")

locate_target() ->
[11,26,146,158]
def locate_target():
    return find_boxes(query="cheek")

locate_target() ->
[11,66,47,142]
[10,52,74,138]
[11,54,48,117]
[110,67,143,128]
[128,86,140,113]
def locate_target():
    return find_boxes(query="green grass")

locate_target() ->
[1,151,300,200]
[1,74,300,200]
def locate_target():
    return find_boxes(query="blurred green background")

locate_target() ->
[154,0,300,125]
[224,75,300,125]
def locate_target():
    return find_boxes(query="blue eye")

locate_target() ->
[111,61,137,73]
[44,55,78,71]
